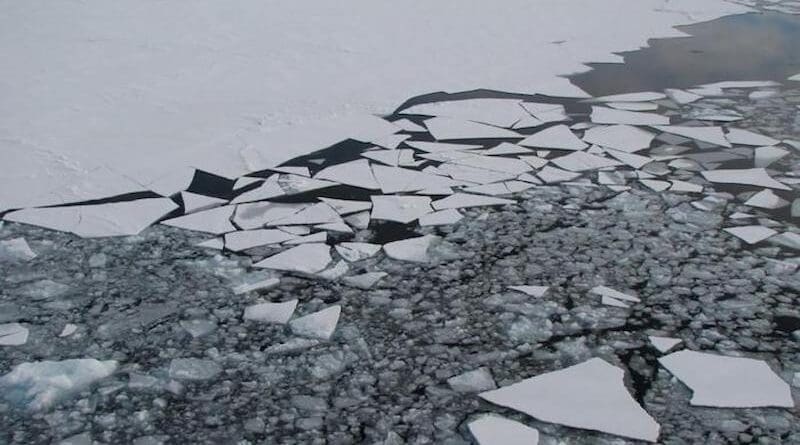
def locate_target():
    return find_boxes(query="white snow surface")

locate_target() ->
[0,0,749,211]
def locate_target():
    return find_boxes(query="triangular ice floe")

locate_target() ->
[519,125,587,150]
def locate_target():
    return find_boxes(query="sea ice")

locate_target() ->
[269,202,342,226]
[342,272,387,290]
[483,142,532,156]
[419,209,463,226]
[536,166,581,183]
[243,300,298,324]
[168,358,222,381]
[0,323,29,346]
[664,88,702,104]
[447,368,496,393]
[402,98,527,128]
[723,225,777,244]
[233,202,306,230]
[232,277,280,295]
[224,229,297,252]
[383,235,441,263]
[314,159,380,190]
[162,205,236,234]
[289,306,341,340]
[725,128,780,147]
[590,286,640,303]
[582,124,655,153]
[551,151,621,172]
[508,286,549,297]
[701,168,790,190]
[0,237,36,262]
[754,146,789,168]
[432,193,515,210]
[745,189,789,209]
[372,165,461,193]
[253,243,332,274]
[335,242,382,262]
[180,191,227,214]
[468,415,540,445]
[318,197,372,215]
[231,176,285,204]
[591,92,665,102]
[591,106,669,126]
[425,117,520,140]
[519,124,587,150]
[370,196,433,223]
[653,125,731,147]
[648,336,682,353]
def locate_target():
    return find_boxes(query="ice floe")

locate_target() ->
[232,277,280,295]
[658,350,793,408]
[342,272,387,290]
[289,306,341,340]
[653,125,731,147]
[244,300,298,324]
[551,151,621,172]
[725,128,780,146]
[169,358,221,381]
[723,225,777,244]
[468,415,540,445]
[508,286,549,297]
[664,88,702,104]
[254,243,332,274]
[701,168,790,190]
[591,91,666,102]
[383,235,440,263]
[318,197,372,215]
[372,165,461,193]
[0,323,29,346]
[180,191,227,214]
[425,117,520,140]
[314,159,380,190]
[745,189,789,209]
[582,124,655,153]
[519,124,587,150]
[447,368,496,393]
[370,196,433,223]
[419,209,464,227]
[754,146,789,168]
[224,229,297,252]
[591,106,669,126]
[162,205,236,234]
[536,166,581,183]
[335,242,382,262]
[432,193,515,210]
[0,237,37,262]
[649,336,683,353]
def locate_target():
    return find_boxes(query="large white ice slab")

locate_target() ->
[653,125,731,147]
[162,204,236,234]
[253,243,332,274]
[231,176,285,204]
[180,191,227,214]
[701,168,790,190]
[318,197,372,215]
[372,165,461,193]
[370,196,433,223]
[521,102,569,123]
[519,125,588,150]
[384,235,441,263]
[723,225,777,244]
[224,229,296,252]
[480,358,660,442]
[7,198,178,238]
[269,202,342,226]
[432,193,515,210]
[314,159,381,190]
[658,350,793,408]
[289,306,341,340]
[725,128,780,147]
[551,151,621,172]
[0,323,29,346]
[591,106,669,126]
[536,166,581,183]
[425,117,520,140]
[233,202,306,230]
[582,125,655,153]
[468,415,540,445]
[402,98,527,128]
[244,300,298,324]
[754,146,789,168]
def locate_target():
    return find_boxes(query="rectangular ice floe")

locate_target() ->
[432,193,515,210]
[652,125,730,147]
[723,225,777,244]
[582,125,655,153]
[518,124,587,150]
[6,198,178,238]
[253,243,331,274]
[701,168,790,190]
[224,229,296,252]
[551,151,621,172]
[370,196,433,223]
[591,106,669,126]
[425,117,521,140]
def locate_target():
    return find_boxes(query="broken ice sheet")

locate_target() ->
[468,415,540,445]
[590,106,669,126]
[701,168,790,190]
[180,191,227,214]
[725,128,780,147]
[664,88,702,105]
[648,336,682,353]
[435,163,517,184]
[335,242,381,262]
[591,91,666,102]
[254,243,331,274]
[224,229,296,252]
[607,102,658,111]
[479,358,660,442]
[0,323,29,346]
[723,225,777,244]
[0,237,37,262]
[745,189,789,209]
[0,359,118,411]
[551,151,621,172]
[342,271,387,289]
[432,193,514,210]
[754,146,789,168]
[314,159,380,190]
[232,202,306,230]
[401,98,527,128]
[318,197,371,215]
[419,209,463,227]
[582,124,655,153]
[653,125,731,147]
[659,350,793,408]
[289,305,341,340]
[404,140,483,153]
[269,202,342,226]
[482,142,532,156]
[370,195,432,224]
[372,165,461,193]
[520,102,569,123]
[7,198,178,238]
[243,299,298,324]
[424,116,520,140]
[536,166,581,183]
[162,205,236,235]
[518,124,587,150]
[231,175,284,204]
[383,235,441,263]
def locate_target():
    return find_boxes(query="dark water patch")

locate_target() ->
[570,12,800,96]
[369,221,421,244]
[773,315,800,332]
[186,170,237,200]
[270,185,375,204]
[39,191,164,208]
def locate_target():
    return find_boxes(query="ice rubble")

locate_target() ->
[0,237,37,262]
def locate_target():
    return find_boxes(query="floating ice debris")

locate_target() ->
[58,324,78,338]
[723,225,777,244]
[725,128,780,146]
[244,300,298,324]
[316,222,353,233]
[664,88,702,105]
[370,196,433,223]
[590,286,640,303]
[169,358,221,381]
[284,231,327,245]
[270,166,310,177]
[701,168,790,190]
[518,155,549,169]
[432,193,514,210]
[392,118,427,132]
[519,124,587,150]
[162,205,236,234]
[0,237,36,262]
[372,165,461,193]
[659,350,793,408]
[729,212,755,219]
[195,237,224,250]
[483,142,532,156]
[404,141,482,153]
[591,106,669,126]
[270,202,342,226]
[289,306,341,340]
[180,319,216,338]
[604,149,652,169]
[335,242,382,262]
[745,189,789,209]
[551,151,620,172]
[591,91,666,102]
[342,271,387,289]
[224,229,296,252]
[508,286,549,297]
[180,192,226,214]
[254,243,332,274]
[602,296,630,308]
[18,279,70,300]
[233,202,307,230]
[344,211,370,230]
[769,232,800,250]
[607,102,658,111]
[520,102,569,123]
[448,367,496,393]
[754,146,789,168]
[648,336,682,353]
[669,180,703,193]
[582,124,655,153]
[419,209,463,226]
[318,197,372,215]
[436,163,517,184]
[0,323,29,346]
[479,358,660,442]
[449,154,532,175]
[314,159,380,190]
[425,117,520,140]
[402,98,527,128]
[315,259,350,280]
[231,176,285,204]
[7,198,178,238]
[384,235,441,263]
[537,166,581,183]
[468,415,540,445]
[232,277,280,295]
[0,359,118,410]
[789,73,800,81]
[653,125,730,147]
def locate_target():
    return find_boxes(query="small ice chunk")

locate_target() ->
[582,125,655,153]
[335,242,382,262]
[664,88,702,105]
[519,125,587,150]
[289,306,341,340]
[483,142,532,156]
[551,151,621,172]
[448,367,496,393]
[725,128,780,147]
[344,211,370,230]
[653,125,731,147]
[425,117,520,140]
[59,323,78,338]
[244,300,298,324]
[314,159,380,190]
[669,180,703,193]
[0,359,118,410]
[591,106,669,126]
[658,350,793,408]
[370,196,433,223]
[724,225,777,244]
[745,189,789,209]
[342,272,387,289]
[384,235,440,263]
[162,205,236,235]
[168,358,221,381]
[432,193,514,210]
[602,296,630,308]
[468,415,540,445]
[179,192,226,214]
[508,286,549,297]
[179,319,216,338]
[0,323,29,346]
[232,277,280,295]
[479,358,660,442]
[0,237,36,262]
[591,92,666,102]
[537,166,581,183]
[419,209,463,226]
[754,146,789,168]
[702,168,790,190]
[318,197,372,215]
[590,285,640,303]
[253,243,332,274]
[648,336,682,353]
[224,229,296,252]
